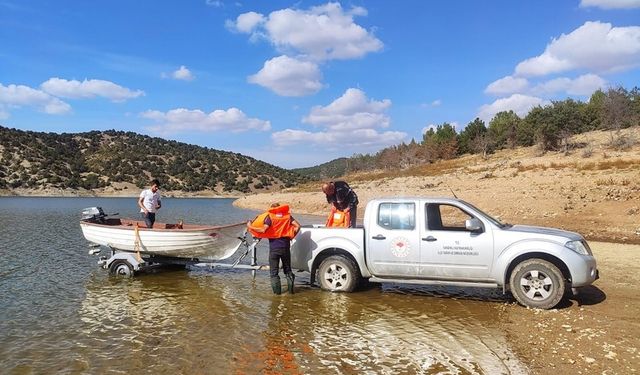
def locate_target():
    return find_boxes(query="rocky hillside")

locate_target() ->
[0,126,307,194]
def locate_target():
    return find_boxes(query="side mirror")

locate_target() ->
[465,218,483,232]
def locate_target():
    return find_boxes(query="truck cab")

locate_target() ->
[291,197,599,309]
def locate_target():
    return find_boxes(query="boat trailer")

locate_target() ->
[88,233,266,278]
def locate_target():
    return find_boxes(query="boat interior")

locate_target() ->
[83,218,227,231]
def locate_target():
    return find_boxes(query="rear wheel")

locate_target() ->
[509,259,565,309]
[109,260,134,277]
[317,255,360,292]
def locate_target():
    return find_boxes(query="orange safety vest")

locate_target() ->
[248,204,298,239]
[325,207,350,228]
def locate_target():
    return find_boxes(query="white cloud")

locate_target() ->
[515,21,640,76]
[229,11,265,33]
[272,88,404,150]
[0,83,71,116]
[485,76,530,95]
[141,107,271,134]
[171,65,195,81]
[531,74,607,96]
[41,78,144,102]
[477,94,550,123]
[580,0,640,9]
[248,55,322,96]
[230,3,382,61]
[272,128,406,149]
[303,88,391,131]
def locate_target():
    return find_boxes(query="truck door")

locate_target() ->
[366,202,421,277]
[419,203,494,280]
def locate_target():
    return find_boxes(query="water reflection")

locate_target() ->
[75,267,528,374]
[2,198,529,374]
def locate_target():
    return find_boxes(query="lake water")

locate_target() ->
[0,197,527,374]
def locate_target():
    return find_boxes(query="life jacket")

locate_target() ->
[325,207,350,228]
[248,204,298,239]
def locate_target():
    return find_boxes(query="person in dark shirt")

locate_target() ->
[322,181,359,227]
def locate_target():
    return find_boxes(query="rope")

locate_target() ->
[134,223,143,262]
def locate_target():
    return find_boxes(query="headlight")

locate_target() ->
[565,240,591,255]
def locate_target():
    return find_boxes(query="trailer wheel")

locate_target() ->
[318,255,360,292]
[509,259,565,309]
[109,260,134,277]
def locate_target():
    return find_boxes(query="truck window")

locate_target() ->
[426,204,473,231]
[378,203,415,230]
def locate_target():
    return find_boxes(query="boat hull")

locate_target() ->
[80,219,245,260]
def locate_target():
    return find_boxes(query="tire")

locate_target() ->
[317,255,360,292]
[509,259,565,309]
[109,260,134,277]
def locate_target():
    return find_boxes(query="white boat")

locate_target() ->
[79,207,246,261]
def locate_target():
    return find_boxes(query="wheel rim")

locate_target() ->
[115,264,131,276]
[323,263,349,290]
[518,269,554,301]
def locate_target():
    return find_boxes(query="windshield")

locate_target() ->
[459,200,509,228]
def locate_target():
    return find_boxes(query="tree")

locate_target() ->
[422,123,458,159]
[457,118,488,155]
[602,86,633,132]
[488,111,521,149]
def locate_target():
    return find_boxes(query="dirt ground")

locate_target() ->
[498,241,640,374]
[234,128,640,374]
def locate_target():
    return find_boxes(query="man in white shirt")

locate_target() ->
[138,179,162,228]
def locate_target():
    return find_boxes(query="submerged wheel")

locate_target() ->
[509,259,565,309]
[109,260,134,277]
[317,255,360,292]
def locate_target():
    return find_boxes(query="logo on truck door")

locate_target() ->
[390,237,411,258]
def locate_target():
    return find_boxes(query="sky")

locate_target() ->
[1,0,639,168]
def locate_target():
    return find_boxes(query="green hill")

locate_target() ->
[0,126,307,193]
[292,157,351,180]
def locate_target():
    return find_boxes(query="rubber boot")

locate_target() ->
[285,272,295,294]
[270,276,282,295]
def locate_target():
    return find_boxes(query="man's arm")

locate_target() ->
[291,218,301,236]
[138,194,148,214]
[247,215,270,233]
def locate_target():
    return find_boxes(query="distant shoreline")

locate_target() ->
[0,188,241,199]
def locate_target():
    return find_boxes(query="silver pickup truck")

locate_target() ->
[291,197,599,309]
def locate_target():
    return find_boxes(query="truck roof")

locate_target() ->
[369,196,466,204]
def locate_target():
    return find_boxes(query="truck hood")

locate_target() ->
[504,225,583,242]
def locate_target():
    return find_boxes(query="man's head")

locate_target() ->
[322,182,335,195]
[270,202,280,208]
[150,179,160,192]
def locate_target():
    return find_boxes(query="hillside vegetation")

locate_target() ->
[0,127,307,194]
[301,87,640,180]
[236,126,640,244]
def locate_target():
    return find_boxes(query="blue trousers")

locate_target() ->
[142,212,156,228]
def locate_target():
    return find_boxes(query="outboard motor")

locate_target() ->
[81,207,107,223]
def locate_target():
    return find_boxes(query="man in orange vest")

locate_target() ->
[322,181,359,228]
[247,203,301,295]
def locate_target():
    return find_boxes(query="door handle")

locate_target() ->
[422,236,437,242]
[372,234,386,240]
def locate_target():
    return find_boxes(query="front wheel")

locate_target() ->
[509,259,565,309]
[109,260,134,277]
[317,255,360,292]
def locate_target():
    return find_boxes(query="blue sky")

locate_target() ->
[1,0,639,168]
